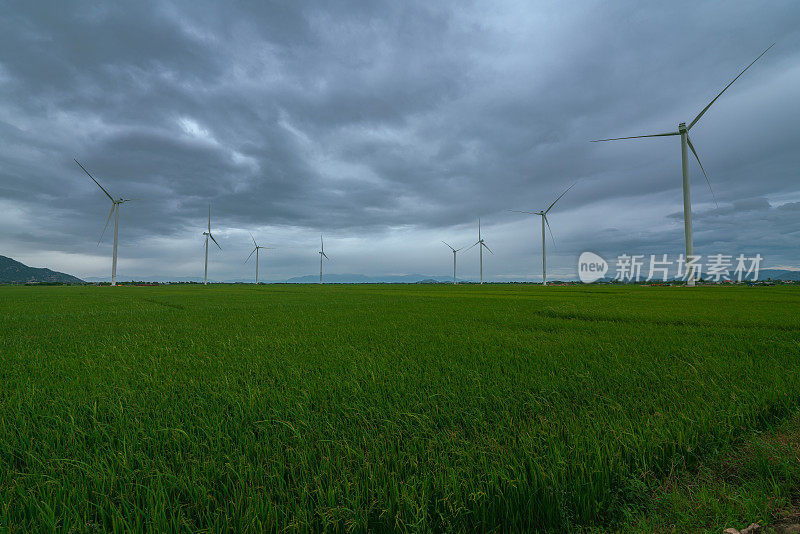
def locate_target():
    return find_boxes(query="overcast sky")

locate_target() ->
[1,1,798,281]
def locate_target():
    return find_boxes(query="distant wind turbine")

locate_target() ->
[75,159,133,287]
[441,241,465,284]
[592,44,774,287]
[245,233,273,284]
[202,205,221,285]
[318,235,329,284]
[510,183,575,286]
[465,218,493,284]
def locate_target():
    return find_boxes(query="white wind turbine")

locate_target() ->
[245,233,273,284]
[509,183,575,286]
[202,205,221,285]
[465,218,493,284]
[592,44,773,287]
[441,241,465,284]
[318,235,329,284]
[75,159,133,287]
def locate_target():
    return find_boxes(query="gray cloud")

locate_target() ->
[1,0,798,281]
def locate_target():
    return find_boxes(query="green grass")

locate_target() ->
[0,284,799,532]
[620,412,800,533]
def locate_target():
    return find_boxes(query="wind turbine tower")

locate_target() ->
[318,235,329,284]
[510,183,575,286]
[202,205,221,285]
[442,241,464,284]
[75,159,133,287]
[592,44,773,286]
[466,218,493,284]
[246,233,273,284]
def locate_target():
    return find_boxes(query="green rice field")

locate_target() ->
[1,284,799,531]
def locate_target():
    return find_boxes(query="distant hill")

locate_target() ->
[0,255,84,284]
[83,275,210,283]
[285,273,456,284]
[593,269,800,283]
[83,274,461,284]
[758,269,800,281]
[60,269,800,285]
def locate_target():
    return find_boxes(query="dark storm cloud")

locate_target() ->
[1,0,798,280]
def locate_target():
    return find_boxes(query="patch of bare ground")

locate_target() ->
[723,507,800,533]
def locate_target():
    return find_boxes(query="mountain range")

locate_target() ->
[82,273,460,284]
[284,273,456,284]
[83,270,800,283]
[0,255,84,284]
[758,269,800,281]
[3,253,798,284]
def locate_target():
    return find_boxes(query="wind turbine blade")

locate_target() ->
[442,240,455,251]
[209,234,221,250]
[686,135,718,208]
[465,241,479,251]
[688,43,774,130]
[591,132,679,142]
[245,247,256,263]
[544,182,577,214]
[208,205,211,232]
[250,232,257,247]
[75,159,114,201]
[482,242,494,255]
[507,209,538,214]
[98,203,115,246]
[322,252,329,260]
[544,214,556,248]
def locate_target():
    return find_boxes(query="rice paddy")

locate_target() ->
[1,284,799,531]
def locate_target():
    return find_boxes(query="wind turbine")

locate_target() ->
[466,218,493,284]
[75,159,133,287]
[509,183,575,286]
[202,205,221,285]
[318,235,329,284]
[245,233,273,284]
[441,241,465,284]
[592,44,774,287]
